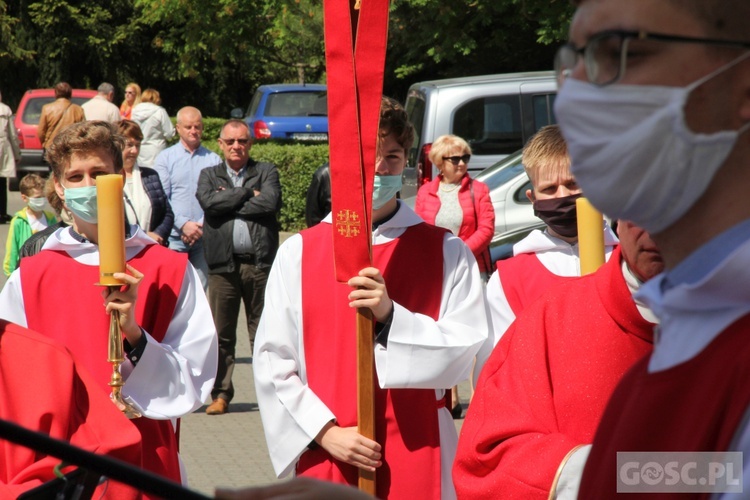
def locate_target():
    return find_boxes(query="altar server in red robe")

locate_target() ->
[552,1,750,497]
[481,126,617,367]
[0,319,142,498]
[253,98,488,499]
[0,121,217,488]
[454,221,663,499]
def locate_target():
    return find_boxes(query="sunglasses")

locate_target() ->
[125,91,135,95]
[442,154,470,166]
[221,138,250,146]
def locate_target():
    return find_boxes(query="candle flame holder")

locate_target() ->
[106,284,141,419]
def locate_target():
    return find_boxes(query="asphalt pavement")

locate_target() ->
[0,189,470,497]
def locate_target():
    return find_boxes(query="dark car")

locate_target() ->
[232,84,328,141]
[13,88,97,190]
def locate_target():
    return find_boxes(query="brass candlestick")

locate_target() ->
[107,285,141,419]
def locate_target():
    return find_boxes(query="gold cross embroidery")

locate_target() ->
[336,209,362,238]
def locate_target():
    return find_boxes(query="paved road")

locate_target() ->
[0,189,471,497]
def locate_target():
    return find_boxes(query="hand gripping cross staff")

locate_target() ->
[324,0,390,494]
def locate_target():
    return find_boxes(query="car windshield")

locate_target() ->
[21,96,92,125]
[265,92,327,117]
[479,155,526,191]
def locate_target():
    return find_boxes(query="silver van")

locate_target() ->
[401,71,557,199]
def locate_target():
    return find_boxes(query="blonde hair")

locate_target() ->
[522,125,571,188]
[140,88,161,105]
[120,82,142,109]
[428,134,472,169]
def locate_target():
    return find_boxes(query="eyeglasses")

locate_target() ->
[220,138,250,146]
[125,141,141,149]
[555,29,750,87]
[125,91,135,95]
[442,154,470,165]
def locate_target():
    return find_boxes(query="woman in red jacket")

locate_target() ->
[415,134,494,418]
[415,134,495,278]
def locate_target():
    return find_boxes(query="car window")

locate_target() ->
[482,160,526,191]
[264,92,328,117]
[71,97,91,106]
[248,91,263,117]
[514,180,533,203]
[453,95,522,156]
[21,96,92,125]
[532,94,557,129]
[22,98,56,125]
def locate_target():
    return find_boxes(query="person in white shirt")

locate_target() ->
[81,82,122,123]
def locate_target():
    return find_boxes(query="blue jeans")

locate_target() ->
[168,236,208,292]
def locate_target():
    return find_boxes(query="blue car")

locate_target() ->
[233,84,328,141]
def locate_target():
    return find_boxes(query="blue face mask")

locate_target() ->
[372,175,402,210]
[64,185,98,223]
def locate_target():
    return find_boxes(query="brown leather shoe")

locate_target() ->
[206,398,228,415]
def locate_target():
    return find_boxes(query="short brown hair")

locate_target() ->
[522,125,571,188]
[140,88,161,105]
[117,119,144,142]
[379,97,414,151]
[46,121,124,180]
[54,82,72,99]
[19,173,45,196]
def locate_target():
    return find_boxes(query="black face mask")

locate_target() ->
[533,193,582,238]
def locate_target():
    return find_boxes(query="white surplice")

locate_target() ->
[0,225,217,420]
[253,202,489,499]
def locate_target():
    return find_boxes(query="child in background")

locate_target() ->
[3,174,57,276]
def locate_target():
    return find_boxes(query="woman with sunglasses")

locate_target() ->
[117,119,174,245]
[415,134,494,418]
[120,82,142,120]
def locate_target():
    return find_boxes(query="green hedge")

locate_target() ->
[170,117,329,232]
[250,142,329,232]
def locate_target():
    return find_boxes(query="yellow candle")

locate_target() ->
[97,174,126,286]
[576,197,605,276]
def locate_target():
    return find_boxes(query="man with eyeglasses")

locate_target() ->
[196,119,281,416]
[551,1,750,497]
[480,125,617,356]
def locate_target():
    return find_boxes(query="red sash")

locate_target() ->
[20,244,187,487]
[579,313,750,499]
[324,0,389,281]
[497,253,576,316]
[298,222,446,499]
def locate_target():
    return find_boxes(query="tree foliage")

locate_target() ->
[0,0,573,114]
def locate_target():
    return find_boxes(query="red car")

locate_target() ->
[12,88,97,190]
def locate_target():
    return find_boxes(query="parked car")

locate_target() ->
[401,71,557,199]
[13,88,97,191]
[231,84,328,141]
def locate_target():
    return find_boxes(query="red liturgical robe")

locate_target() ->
[0,320,142,498]
[297,221,446,499]
[579,313,750,499]
[454,247,654,499]
[19,244,187,485]
[496,252,576,316]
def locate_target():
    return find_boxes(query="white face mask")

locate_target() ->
[27,197,46,212]
[555,52,750,234]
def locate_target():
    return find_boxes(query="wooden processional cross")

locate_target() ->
[324,0,390,494]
